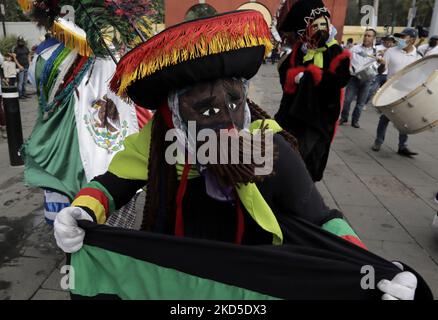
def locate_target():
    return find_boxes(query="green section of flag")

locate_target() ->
[22,53,86,200]
[71,245,279,300]
[22,95,86,200]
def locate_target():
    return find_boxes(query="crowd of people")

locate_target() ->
[339,27,438,158]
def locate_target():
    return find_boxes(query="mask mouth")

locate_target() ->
[307,30,330,49]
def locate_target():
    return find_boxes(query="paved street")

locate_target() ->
[1,64,438,299]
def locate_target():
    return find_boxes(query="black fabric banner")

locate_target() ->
[72,214,433,300]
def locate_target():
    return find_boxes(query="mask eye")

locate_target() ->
[202,108,220,117]
[228,103,237,110]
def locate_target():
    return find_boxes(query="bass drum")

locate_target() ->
[373,54,438,135]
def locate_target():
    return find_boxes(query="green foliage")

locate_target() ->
[185,4,217,21]
[0,35,18,55]
[4,0,30,22]
[151,0,164,24]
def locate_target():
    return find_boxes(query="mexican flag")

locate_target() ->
[23,39,139,203]
[69,216,433,300]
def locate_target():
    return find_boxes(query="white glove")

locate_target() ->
[377,262,417,300]
[54,207,93,253]
[295,72,304,84]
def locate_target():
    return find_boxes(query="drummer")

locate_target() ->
[340,29,382,128]
[371,28,422,157]
[418,35,438,57]
[365,35,396,104]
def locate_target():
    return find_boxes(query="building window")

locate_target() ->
[185,4,217,21]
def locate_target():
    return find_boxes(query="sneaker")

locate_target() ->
[339,118,348,125]
[434,193,438,204]
[397,148,418,157]
[372,143,381,152]
[351,122,360,128]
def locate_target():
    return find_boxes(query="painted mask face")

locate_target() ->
[178,78,246,132]
[306,16,330,48]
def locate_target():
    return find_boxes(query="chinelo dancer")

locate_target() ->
[51,10,432,300]
[275,0,351,182]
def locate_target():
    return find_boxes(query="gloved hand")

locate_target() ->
[377,262,417,300]
[54,207,93,253]
[295,72,304,84]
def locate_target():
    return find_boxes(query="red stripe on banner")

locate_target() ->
[341,235,368,250]
[75,188,109,217]
[235,200,245,245]
[63,56,88,89]
[175,163,191,237]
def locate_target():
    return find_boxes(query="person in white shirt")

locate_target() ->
[2,53,18,86]
[366,35,396,104]
[372,28,422,157]
[340,29,383,128]
[418,35,438,57]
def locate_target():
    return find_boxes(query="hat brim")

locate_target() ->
[127,46,266,109]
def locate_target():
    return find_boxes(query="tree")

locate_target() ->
[151,0,164,24]
[185,4,217,21]
[3,0,29,22]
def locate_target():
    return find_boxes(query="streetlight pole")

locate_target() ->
[407,0,417,27]
[0,0,6,37]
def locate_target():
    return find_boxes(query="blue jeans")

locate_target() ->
[17,68,28,97]
[375,115,408,149]
[341,77,373,124]
[366,74,387,104]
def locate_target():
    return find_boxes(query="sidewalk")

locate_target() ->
[0,93,69,300]
[1,65,438,299]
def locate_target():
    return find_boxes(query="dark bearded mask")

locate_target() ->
[168,78,274,198]
[305,16,330,49]
[178,78,247,132]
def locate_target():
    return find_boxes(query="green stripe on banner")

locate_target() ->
[322,218,359,238]
[71,245,279,300]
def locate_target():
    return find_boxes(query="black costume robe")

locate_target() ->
[275,42,351,181]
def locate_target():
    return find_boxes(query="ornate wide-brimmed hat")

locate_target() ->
[110,10,273,109]
[277,0,330,37]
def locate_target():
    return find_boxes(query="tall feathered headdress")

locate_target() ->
[18,0,155,58]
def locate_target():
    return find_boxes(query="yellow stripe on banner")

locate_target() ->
[72,196,107,224]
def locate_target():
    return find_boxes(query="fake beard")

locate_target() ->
[196,126,277,190]
[307,30,330,49]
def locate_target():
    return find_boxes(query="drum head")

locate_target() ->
[374,55,438,107]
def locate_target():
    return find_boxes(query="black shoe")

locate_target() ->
[352,122,360,128]
[372,143,381,152]
[398,148,418,157]
[339,118,348,125]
